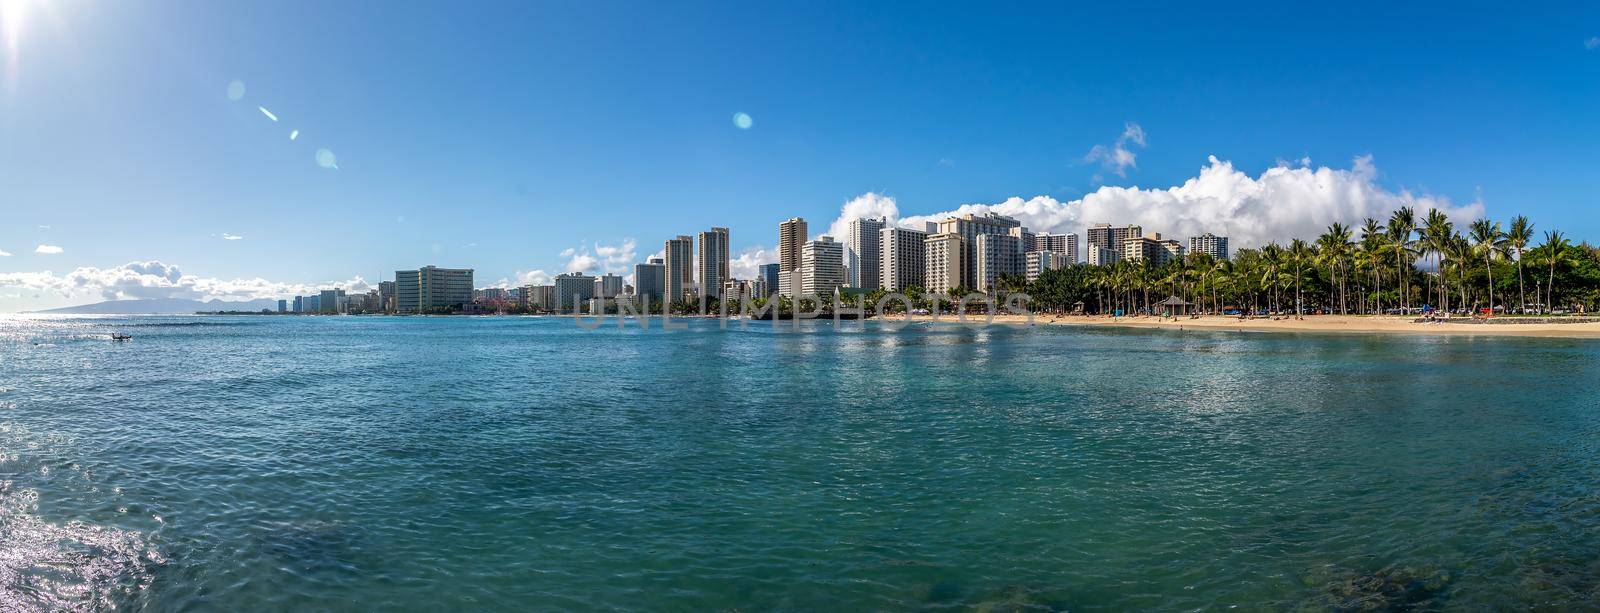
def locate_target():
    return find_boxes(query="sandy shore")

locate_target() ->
[936,313,1600,338]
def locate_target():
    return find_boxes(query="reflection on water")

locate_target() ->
[1,315,1598,609]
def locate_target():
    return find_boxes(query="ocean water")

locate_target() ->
[1,315,1598,610]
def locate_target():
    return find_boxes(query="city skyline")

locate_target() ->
[5,2,1600,312]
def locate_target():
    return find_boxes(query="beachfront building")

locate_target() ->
[800,236,845,297]
[697,227,730,300]
[936,212,1021,289]
[880,226,927,291]
[633,258,665,305]
[924,233,964,295]
[525,285,555,310]
[1089,246,1120,266]
[1033,233,1079,263]
[1025,251,1073,282]
[378,281,396,313]
[595,273,623,299]
[277,300,287,313]
[319,288,346,314]
[1122,233,1184,266]
[395,266,474,313]
[759,263,780,298]
[553,272,596,312]
[778,217,807,297]
[1189,233,1230,261]
[974,233,1023,293]
[1087,223,1142,254]
[847,216,886,290]
[663,235,694,304]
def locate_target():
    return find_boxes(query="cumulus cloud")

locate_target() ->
[561,238,637,274]
[0,260,372,302]
[826,155,1483,251]
[0,248,10,257]
[35,244,63,254]
[730,246,773,281]
[825,192,901,241]
[1083,122,1147,178]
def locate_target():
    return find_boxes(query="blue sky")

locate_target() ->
[2,1,1599,310]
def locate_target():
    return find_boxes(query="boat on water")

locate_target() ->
[111,333,133,341]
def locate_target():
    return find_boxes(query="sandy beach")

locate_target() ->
[941,313,1600,338]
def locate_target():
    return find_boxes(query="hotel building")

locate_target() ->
[1025,251,1073,281]
[553,272,596,312]
[936,212,1021,289]
[697,227,730,300]
[800,236,844,297]
[1188,233,1230,261]
[880,226,927,291]
[663,235,694,304]
[778,217,807,297]
[395,266,474,313]
[924,233,964,295]
[847,216,886,290]
[974,233,1023,293]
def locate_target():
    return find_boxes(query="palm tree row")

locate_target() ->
[1023,210,1600,316]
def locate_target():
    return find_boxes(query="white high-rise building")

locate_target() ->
[1033,233,1079,263]
[553,272,597,312]
[1086,223,1142,254]
[1089,246,1121,266]
[847,217,886,290]
[663,235,694,304]
[1025,251,1072,281]
[697,227,730,300]
[1122,232,1185,266]
[1188,233,1230,261]
[924,233,964,296]
[974,233,1024,293]
[800,236,845,297]
[880,226,927,291]
[936,212,1021,289]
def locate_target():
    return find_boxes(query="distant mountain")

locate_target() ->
[33,298,280,314]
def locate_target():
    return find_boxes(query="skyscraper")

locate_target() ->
[924,233,964,296]
[633,258,666,305]
[1032,233,1079,263]
[663,235,694,304]
[697,227,730,300]
[800,236,844,297]
[1025,251,1072,281]
[395,266,474,313]
[974,233,1023,293]
[759,263,780,298]
[553,272,597,312]
[847,217,886,290]
[880,226,927,291]
[1087,223,1142,254]
[936,212,1021,289]
[778,217,807,297]
[595,273,623,299]
[1188,233,1230,261]
[378,280,396,313]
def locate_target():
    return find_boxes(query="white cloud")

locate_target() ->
[1586,36,1600,50]
[827,155,1482,251]
[730,246,773,280]
[221,233,243,241]
[0,249,10,257]
[0,260,373,302]
[34,244,63,254]
[1083,122,1147,178]
[562,238,636,274]
[825,192,901,241]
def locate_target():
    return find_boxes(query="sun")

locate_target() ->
[0,0,53,90]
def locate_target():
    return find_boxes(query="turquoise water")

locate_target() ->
[2,315,1598,610]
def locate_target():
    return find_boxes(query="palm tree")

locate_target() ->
[1469,219,1506,313]
[1539,230,1571,314]
[1420,210,1453,311]
[1288,239,1312,318]
[1317,223,1353,314]
[1360,219,1390,314]
[1506,215,1533,314]
[1387,207,1416,311]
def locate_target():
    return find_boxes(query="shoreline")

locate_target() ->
[970,313,1600,338]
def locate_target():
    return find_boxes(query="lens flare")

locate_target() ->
[315,148,337,170]
[226,79,245,101]
[732,112,753,130]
